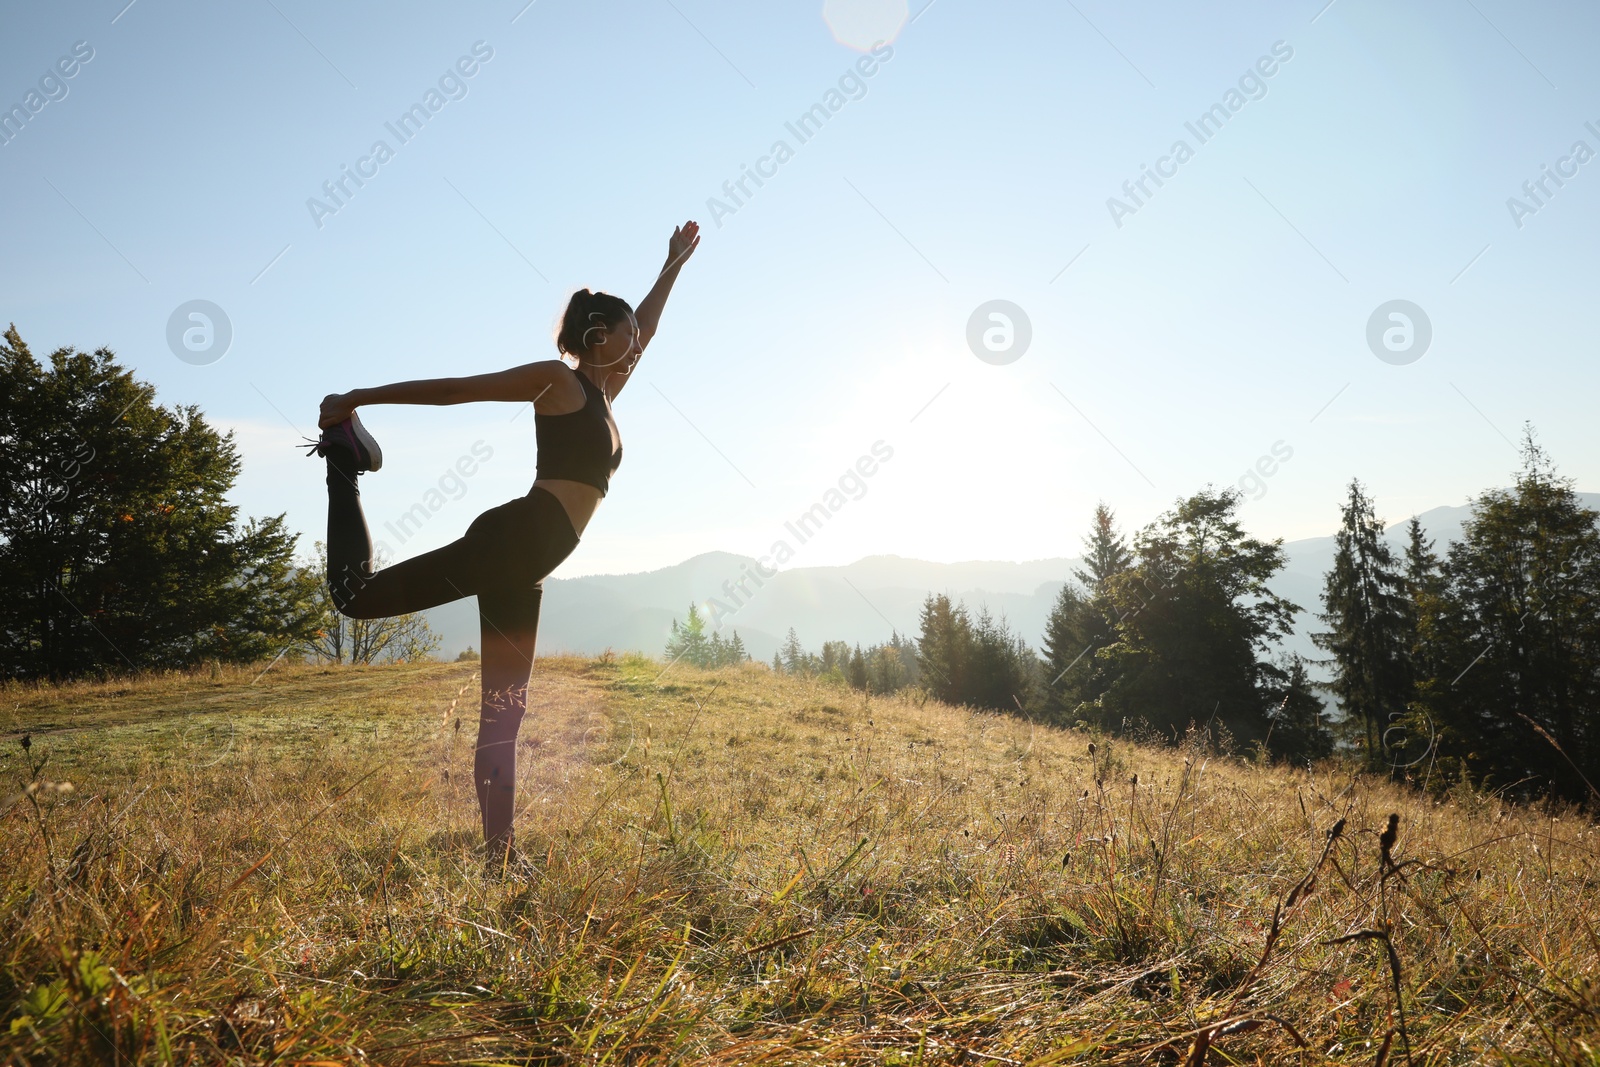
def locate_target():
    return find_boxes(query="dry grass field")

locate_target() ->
[2,653,1598,1065]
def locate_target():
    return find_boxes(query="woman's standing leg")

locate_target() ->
[474,583,542,863]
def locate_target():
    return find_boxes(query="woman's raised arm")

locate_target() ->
[633,221,699,351]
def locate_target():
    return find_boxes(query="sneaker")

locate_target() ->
[301,412,383,473]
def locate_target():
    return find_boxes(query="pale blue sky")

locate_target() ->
[4,0,1595,577]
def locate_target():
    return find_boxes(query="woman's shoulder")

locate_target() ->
[529,359,588,415]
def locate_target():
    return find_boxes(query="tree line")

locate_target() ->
[688,431,1598,803]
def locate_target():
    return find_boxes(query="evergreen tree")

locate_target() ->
[1417,431,1600,801]
[1401,516,1443,701]
[780,628,810,675]
[0,326,322,679]
[707,630,727,667]
[727,630,748,664]
[1260,656,1334,762]
[916,594,970,705]
[848,644,869,690]
[664,602,710,667]
[1074,502,1133,590]
[771,650,783,673]
[1312,480,1411,768]
[968,606,1039,712]
[1042,505,1131,723]
[1098,488,1299,742]
[1404,516,1441,592]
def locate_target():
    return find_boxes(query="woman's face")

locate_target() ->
[584,312,641,371]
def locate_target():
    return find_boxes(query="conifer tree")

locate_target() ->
[916,594,969,705]
[1074,502,1134,590]
[780,628,810,675]
[1417,431,1600,800]
[848,644,869,690]
[664,602,710,667]
[1312,480,1410,767]
[1043,505,1131,723]
[1261,656,1334,762]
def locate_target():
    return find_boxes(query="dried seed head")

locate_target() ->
[20,734,31,751]
[1088,742,1096,756]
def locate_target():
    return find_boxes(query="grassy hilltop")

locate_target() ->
[2,656,1597,1065]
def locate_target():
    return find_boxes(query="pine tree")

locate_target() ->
[1417,430,1600,801]
[1042,505,1131,724]
[1261,656,1334,762]
[915,594,970,705]
[1400,516,1442,698]
[1312,480,1410,768]
[664,602,710,667]
[848,644,869,690]
[771,650,783,673]
[968,606,1038,712]
[727,631,748,664]
[780,628,809,675]
[1074,502,1133,591]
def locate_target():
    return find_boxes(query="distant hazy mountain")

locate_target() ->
[423,493,1600,666]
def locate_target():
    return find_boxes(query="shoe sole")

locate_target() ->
[346,412,383,472]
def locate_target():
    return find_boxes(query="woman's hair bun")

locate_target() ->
[556,289,634,358]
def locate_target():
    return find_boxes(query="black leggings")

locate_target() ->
[325,457,579,639]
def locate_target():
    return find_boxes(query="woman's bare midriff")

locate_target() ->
[532,478,603,538]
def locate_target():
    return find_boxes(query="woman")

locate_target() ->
[306,220,700,865]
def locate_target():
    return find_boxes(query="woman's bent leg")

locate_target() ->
[324,453,375,613]
[475,583,542,863]
[326,453,487,618]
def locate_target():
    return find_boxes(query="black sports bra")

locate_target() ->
[534,367,622,496]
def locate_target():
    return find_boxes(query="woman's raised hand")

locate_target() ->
[665,221,700,271]
[319,392,357,429]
